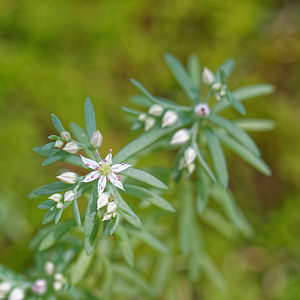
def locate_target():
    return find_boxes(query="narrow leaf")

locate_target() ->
[116,226,134,267]
[84,97,97,138]
[187,53,201,95]
[30,181,73,198]
[226,90,246,115]
[73,196,81,228]
[234,118,276,132]
[51,113,65,133]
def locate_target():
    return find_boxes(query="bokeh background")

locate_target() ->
[0,0,300,299]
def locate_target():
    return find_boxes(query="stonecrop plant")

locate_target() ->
[0,53,275,300]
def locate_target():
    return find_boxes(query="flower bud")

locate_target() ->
[187,163,196,174]
[54,139,64,149]
[149,104,163,116]
[60,131,71,142]
[56,172,78,184]
[215,93,221,101]
[0,282,11,294]
[53,281,63,291]
[202,67,215,85]
[63,142,80,154]
[90,130,103,148]
[48,193,62,202]
[194,103,210,117]
[107,201,117,214]
[64,190,75,202]
[97,192,109,210]
[170,129,190,145]
[102,213,113,221]
[219,89,226,97]
[145,117,156,131]
[162,110,178,128]
[54,273,64,281]
[184,147,197,165]
[32,279,47,295]
[8,288,24,300]
[138,113,147,122]
[44,261,55,275]
[212,82,222,90]
[56,202,63,209]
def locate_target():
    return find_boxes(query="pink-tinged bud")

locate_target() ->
[54,139,64,149]
[90,130,103,148]
[44,261,55,275]
[63,142,80,154]
[170,129,190,145]
[145,117,156,131]
[138,113,147,122]
[64,190,75,202]
[56,172,78,184]
[149,104,163,116]
[8,288,24,300]
[202,67,215,85]
[48,193,62,203]
[32,279,47,295]
[184,147,197,165]
[194,103,210,117]
[60,131,71,142]
[162,110,178,128]
[107,201,117,214]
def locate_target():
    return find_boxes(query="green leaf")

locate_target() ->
[209,114,260,156]
[164,53,199,103]
[187,54,201,95]
[121,106,141,116]
[225,89,246,115]
[55,209,63,224]
[42,150,68,166]
[42,209,57,224]
[152,256,172,296]
[61,154,86,168]
[216,131,272,176]
[73,196,81,228]
[34,142,55,156]
[30,181,73,198]
[116,226,134,267]
[84,97,97,138]
[124,184,174,212]
[205,129,228,188]
[122,168,168,190]
[70,122,90,144]
[131,95,152,107]
[113,118,192,163]
[0,264,28,284]
[38,200,56,209]
[51,113,65,133]
[69,249,94,285]
[196,170,209,214]
[218,58,235,79]
[234,118,276,132]
[84,184,99,255]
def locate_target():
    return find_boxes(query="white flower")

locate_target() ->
[56,202,63,209]
[194,104,210,117]
[54,273,64,281]
[90,130,103,148]
[44,261,55,275]
[219,89,226,97]
[32,279,47,295]
[60,131,71,142]
[138,113,147,122]
[107,201,117,214]
[48,193,62,202]
[170,129,190,145]
[212,82,222,90]
[64,190,75,202]
[202,67,215,85]
[56,172,78,184]
[187,163,196,174]
[0,282,11,294]
[53,281,63,291]
[80,150,131,198]
[184,147,197,165]
[97,192,110,209]
[63,142,80,154]
[54,139,64,149]
[162,110,178,128]
[145,117,156,131]
[149,104,163,116]
[8,288,24,300]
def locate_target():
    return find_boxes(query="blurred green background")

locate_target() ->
[0,0,300,299]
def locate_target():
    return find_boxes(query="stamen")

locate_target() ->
[91,175,94,178]
[97,153,100,157]
[121,162,125,165]
[95,166,99,171]
[110,148,112,152]
[107,178,111,182]
[86,163,89,167]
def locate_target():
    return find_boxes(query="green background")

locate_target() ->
[0,0,300,299]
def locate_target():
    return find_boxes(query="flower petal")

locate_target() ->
[82,171,100,183]
[80,155,99,170]
[104,152,112,165]
[97,192,109,209]
[97,175,107,197]
[111,163,132,173]
[102,213,112,221]
[108,173,125,191]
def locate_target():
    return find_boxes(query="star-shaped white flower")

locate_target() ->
[80,150,131,197]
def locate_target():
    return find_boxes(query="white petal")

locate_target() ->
[111,163,131,173]
[82,171,99,183]
[105,153,112,164]
[107,201,117,214]
[108,173,124,191]
[102,213,112,221]
[80,155,99,170]
[98,176,107,197]
[97,192,109,209]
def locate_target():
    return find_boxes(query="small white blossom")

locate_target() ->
[90,130,103,148]
[162,110,178,128]
[56,172,78,184]
[107,201,117,214]
[219,89,226,97]
[97,192,110,210]
[63,142,80,154]
[64,190,75,202]
[145,117,156,131]
[60,131,71,142]
[194,104,210,117]
[44,261,55,275]
[54,139,64,149]
[54,273,64,281]
[149,104,163,116]
[8,288,24,300]
[170,129,190,145]
[48,193,62,202]
[53,281,63,291]
[0,282,11,294]
[56,202,63,209]
[32,279,47,295]
[184,147,197,165]
[187,163,196,174]
[81,150,131,198]
[138,113,147,122]
[212,82,222,90]
[202,67,215,85]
